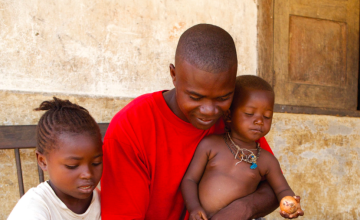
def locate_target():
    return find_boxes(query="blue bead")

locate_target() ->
[250,163,257,169]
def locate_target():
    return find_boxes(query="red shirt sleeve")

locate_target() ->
[257,137,274,155]
[101,136,150,219]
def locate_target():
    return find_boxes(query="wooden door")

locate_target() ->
[273,0,359,109]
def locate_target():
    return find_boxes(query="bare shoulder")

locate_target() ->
[259,149,279,164]
[258,149,281,175]
[197,134,225,153]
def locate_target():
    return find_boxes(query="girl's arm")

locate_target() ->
[181,137,213,220]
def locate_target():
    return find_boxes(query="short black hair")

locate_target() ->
[235,75,274,93]
[35,97,101,154]
[175,24,237,73]
[231,75,274,111]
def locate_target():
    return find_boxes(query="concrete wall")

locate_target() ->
[1,0,360,219]
[265,113,360,220]
[0,0,257,100]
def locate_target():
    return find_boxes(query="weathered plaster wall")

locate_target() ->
[265,113,360,220]
[0,90,132,126]
[0,0,258,99]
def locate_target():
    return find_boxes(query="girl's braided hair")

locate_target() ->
[35,97,101,154]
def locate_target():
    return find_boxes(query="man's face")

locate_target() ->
[172,60,237,130]
[230,88,274,142]
[40,133,103,203]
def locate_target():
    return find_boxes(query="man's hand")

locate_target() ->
[210,181,278,220]
[189,207,208,220]
[210,199,251,220]
[280,196,304,219]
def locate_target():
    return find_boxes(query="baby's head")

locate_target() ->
[229,75,275,141]
[35,97,102,203]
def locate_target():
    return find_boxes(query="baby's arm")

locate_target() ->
[181,137,213,220]
[263,153,304,218]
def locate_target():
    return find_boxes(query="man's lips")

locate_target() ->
[197,117,216,125]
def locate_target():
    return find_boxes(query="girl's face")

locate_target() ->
[38,132,103,205]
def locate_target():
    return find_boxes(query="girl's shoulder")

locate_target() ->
[8,182,102,220]
[7,182,51,220]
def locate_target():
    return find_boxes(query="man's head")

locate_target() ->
[175,24,237,73]
[229,75,275,141]
[169,24,238,130]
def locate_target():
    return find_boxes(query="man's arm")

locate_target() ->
[101,136,150,220]
[210,180,278,220]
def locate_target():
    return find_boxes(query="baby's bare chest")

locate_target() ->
[205,151,263,183]
[198,150,264,214]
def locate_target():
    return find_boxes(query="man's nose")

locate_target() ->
[199,100,217,116]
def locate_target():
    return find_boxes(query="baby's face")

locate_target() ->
[230,88,274,142]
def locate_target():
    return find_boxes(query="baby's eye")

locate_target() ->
[65,165,78,169]
[244,113,253,116]
[264,115,272,119]
[92,162,103,166]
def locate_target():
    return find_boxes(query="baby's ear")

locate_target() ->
[36,151,48,171]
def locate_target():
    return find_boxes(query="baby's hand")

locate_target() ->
[189,207,208,220]
[279,196,304,219]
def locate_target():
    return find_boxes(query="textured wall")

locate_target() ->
[0,90,132,126]
[265,113,360,220]
[0,0,258,99]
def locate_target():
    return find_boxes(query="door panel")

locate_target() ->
[274,0,359,109]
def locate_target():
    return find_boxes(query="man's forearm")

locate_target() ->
[210,181,278,220]
[247,181,279,219]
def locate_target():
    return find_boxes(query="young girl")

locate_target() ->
[8,97,103,220]
[181,75,304,219]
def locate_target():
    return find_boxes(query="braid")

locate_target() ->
[35,97,101,154]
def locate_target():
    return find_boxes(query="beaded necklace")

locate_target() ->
[223,132,261,169]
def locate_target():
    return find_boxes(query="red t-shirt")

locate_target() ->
[101,91,273,220]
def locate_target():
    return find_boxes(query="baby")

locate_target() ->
[8,97,102,220]
[181,75,304,219]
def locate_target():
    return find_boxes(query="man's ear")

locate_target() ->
[169,64,176,86]
[224,109,231,123]
[36,151,48,171]
[224,109,232,132]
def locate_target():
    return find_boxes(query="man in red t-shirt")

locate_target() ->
[101,24,291,220]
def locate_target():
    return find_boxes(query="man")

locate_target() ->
[101,24,289,220]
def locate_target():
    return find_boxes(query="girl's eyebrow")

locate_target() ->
[65,156,83,160]
[64,153,103,160]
